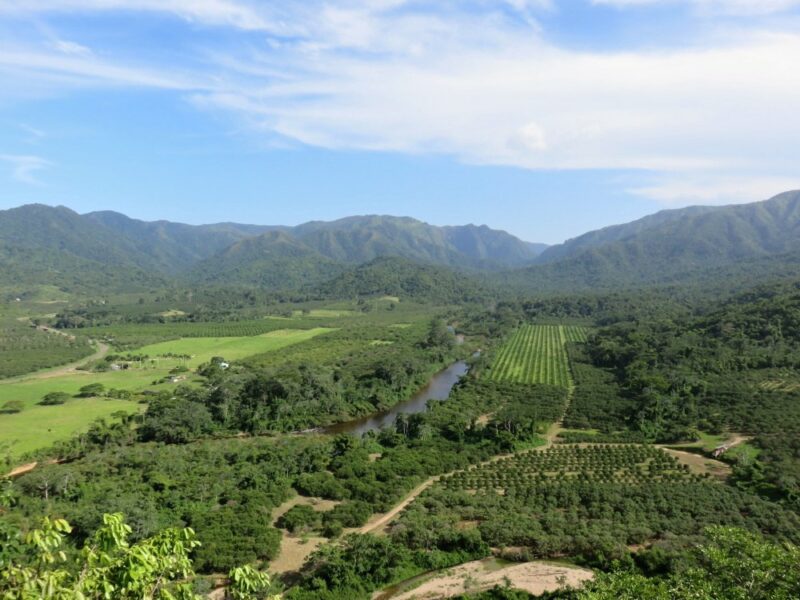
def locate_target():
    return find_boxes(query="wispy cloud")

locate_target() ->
[50,39,92,56]
[629,174,800,206]
[0,154,53,185]
[592,0,800,15]
[0,0,273,31]
[19,123,46,142]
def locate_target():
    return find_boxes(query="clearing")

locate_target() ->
[269,495,340,574]
[374,558,593,600]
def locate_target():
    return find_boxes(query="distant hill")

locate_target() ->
[190,230,345,289]
[0,204,162,291]
[84,211,279,273]
[0,205,541,294]
[508,190,800,292]
[5,192,799,297]
[291,215,542,268]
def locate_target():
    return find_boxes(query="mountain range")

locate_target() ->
[0,206,544,293]
[1,190,799,297]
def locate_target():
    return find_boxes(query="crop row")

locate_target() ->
[440,445,699,491]
[489,325,575,387]
[563,325,589,344]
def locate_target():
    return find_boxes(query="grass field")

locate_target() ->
[136,327,335,367]
[489,325,587,388]
[0,328,335,459]
[0,397,141,459]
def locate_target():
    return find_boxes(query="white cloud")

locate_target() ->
[0,154,53,185]
[629,175,800,205]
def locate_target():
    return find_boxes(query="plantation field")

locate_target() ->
[490,325,588,387]
[0,318,94,379]
[441,445,701,492]
[136,327,335,367]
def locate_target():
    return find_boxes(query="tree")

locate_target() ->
[579,527,800,600]
[39,392,71,406]
[77,383,105,398]
[0,511,279,600]
[0,401,23,414]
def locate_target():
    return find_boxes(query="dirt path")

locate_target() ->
[4,462,38,478]
[723,434,752,449]
[358,479,437,534]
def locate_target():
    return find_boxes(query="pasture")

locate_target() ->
[489,324,587,387]
[136,327,335,367]
[0,397,141,459]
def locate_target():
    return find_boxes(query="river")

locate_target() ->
[322,360,469,436]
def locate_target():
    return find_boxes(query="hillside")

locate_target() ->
[312,256,492,303]
[84,211,279,273]
[509,190,800,292]
[0,206,543,294]
[292,215,542,268]
[190,230,345,289]
[0,204,162,292]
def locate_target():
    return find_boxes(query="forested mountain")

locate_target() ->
[0,204,162,291]
[4,191,800,297]
[190,231,345,289]
[509,190,800,292]
[537,191,800,265]
[0,205,542,294]
[84,210,280,273]
[292,216,543,268]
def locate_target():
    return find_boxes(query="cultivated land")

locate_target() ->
[489,324,585,387]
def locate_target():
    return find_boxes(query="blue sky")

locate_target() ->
[1,1,799,243]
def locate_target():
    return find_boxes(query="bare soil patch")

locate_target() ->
[377,559,592,599]
[662,448,731,479]
[269,494,340,574]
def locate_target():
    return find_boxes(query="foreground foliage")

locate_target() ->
[0,509,277,600]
